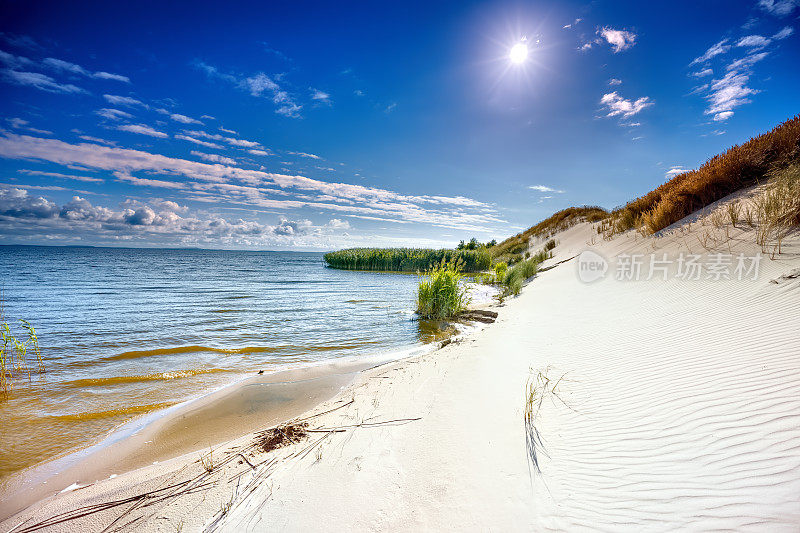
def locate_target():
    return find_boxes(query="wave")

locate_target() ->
[63,368,230,388]
[105,341,385,361]
[46,402,177,422]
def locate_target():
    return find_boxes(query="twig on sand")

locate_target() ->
[14,476,217,533]
[295,398,355,422]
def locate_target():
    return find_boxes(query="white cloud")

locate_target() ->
[93,72,130,83]
[179,130,263,150]
[702,52,768,121]
[665,166,690,179]
[175,134,223,149]
[691,68,714,77]
[0,133,504,232]
[0,186,59,218]
[310,88,331,104]
[51,60,128,82]
[690,39,730,65]
[773,26,795,39]
[599,91,654,119]
[114,172,184,189]
[43,57,130,83]
[78,135,116,146]
[7,117,51,135]
[249,149,270,156]
[117,124,168,138]
[18,169,103,183]
[103,94,145,106]
[241,73,302,118]
[0,185,355,247]
[608,78,622,86]
[737,35,771,48]
[95,108,133,120]
[758,0,799,16]
[0,50,35,69]
[170,113,203,125]
[3,70,86,93]
[529,184,565,193]
[288,151,321,159]
[578,43,592,52]
[190,150,237,165]
[598,27,637,52]
[225,138,259,148]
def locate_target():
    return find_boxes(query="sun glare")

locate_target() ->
[509,42,528,64]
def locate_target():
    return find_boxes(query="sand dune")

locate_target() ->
[2,211,799,532]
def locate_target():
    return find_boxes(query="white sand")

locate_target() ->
[3,197,800,532]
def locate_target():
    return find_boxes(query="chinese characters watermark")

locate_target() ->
[577,250,762,283]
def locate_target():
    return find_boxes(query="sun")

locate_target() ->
[509,41,528,64]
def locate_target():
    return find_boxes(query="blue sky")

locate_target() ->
[0,0,798,250]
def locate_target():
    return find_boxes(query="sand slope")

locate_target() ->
[3,213,799,532]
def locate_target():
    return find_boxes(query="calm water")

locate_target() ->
[0,246,443,479]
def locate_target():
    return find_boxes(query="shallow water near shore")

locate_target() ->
[0,245,453,482]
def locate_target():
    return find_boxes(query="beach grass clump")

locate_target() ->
[324,247,491,273]
[416,261,470,319]
[605,114,800,236]
[754,163,800,254]
[503,258,538,296]
[498,243,553,297]
[494,262,508,284]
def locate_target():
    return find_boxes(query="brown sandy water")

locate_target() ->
[0,247,439,482]
[0,355,403,520]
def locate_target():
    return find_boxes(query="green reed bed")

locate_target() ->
[416,261,470,319]
[324,247,491,273]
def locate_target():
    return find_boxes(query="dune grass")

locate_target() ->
[492,206,608,264]
[501,248,552,296]
[754,163,800,254]
[602,114,800,237]
[324,247,491,273]
[416,261,470,319]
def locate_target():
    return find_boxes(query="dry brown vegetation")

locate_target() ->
[492,206,608,263]
[603,114,800,236]
[256,422,309,453]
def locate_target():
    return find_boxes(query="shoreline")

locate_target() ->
[0,313,490,522]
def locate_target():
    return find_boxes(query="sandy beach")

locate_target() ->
[3,194,799,532]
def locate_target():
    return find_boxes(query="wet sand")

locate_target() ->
[0,355,397,521]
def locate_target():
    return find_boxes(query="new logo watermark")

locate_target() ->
[577,250,608,283]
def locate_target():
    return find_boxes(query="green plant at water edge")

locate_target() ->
[20,320,43,374]
[0,297,44,398]
[416,260,470,319]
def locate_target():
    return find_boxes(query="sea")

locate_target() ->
[0,245,462,480]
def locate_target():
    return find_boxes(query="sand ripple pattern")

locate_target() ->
[529,269,800,531]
